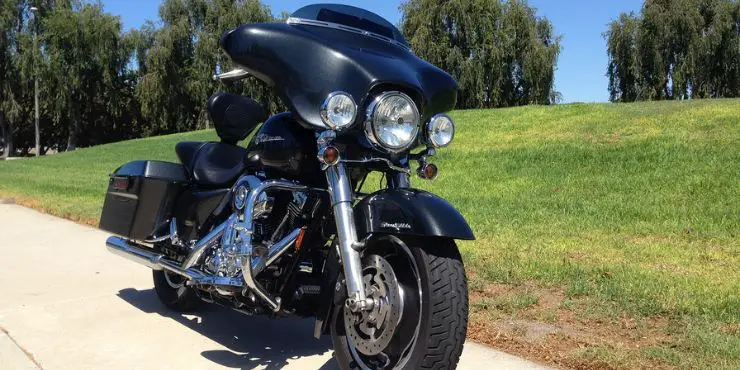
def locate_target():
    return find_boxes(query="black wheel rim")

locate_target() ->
[343,238,422,369]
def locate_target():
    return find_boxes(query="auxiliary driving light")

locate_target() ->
[320,92,357,130]
[426,114,455,148]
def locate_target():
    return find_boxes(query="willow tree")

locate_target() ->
[0,0,26,157]
[137,0,277,135]
[42,1,131,150]
[605,13,640,102]
[188,0,275,129]
[605,0,740,102]
[401,0,561,109]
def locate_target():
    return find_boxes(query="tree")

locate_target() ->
[188,0,276,129]
[605,13,640,102]
[605,0,740,102]
[401,0,561,109]
[42,1,132,150]
[0,0,27,158]
[136,0,277,136]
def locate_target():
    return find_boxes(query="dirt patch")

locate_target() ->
[718,323,740,336]
[0,197,16,204]
[469,282,673,369]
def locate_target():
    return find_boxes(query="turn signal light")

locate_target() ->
[319,146,340,165]
[417,163,438,180]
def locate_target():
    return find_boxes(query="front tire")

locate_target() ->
[331,236,468,369]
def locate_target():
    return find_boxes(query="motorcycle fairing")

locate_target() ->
[353,189,475,241]
[220,23,458,129]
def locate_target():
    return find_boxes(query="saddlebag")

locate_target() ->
[99,161,188,240]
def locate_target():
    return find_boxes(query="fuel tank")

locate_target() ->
[247,112,322,183]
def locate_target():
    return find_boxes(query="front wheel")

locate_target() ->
[331,236,468,369]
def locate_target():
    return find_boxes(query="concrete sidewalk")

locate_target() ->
[0,204,551,369]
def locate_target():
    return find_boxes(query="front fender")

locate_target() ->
[353,188,475,240]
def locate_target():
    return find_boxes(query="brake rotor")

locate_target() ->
[344,254,404,356]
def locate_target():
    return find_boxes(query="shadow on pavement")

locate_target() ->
[117,288,339,370]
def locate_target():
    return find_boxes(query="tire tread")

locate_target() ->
[418,241,468,370]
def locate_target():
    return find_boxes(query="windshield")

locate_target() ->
[290,4,408,46]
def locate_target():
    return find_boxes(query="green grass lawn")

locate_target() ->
[1,99,738,368]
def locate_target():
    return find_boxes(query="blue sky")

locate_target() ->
[103,0,644,103]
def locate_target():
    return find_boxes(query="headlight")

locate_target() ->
[320,92,357,130]
[426,114,455,147]
[365,92,420,152]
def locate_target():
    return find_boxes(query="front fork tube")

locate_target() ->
[325,162,368,310]
[387,171,410,189]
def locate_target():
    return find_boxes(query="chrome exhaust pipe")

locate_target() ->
[106,236,208,281]
[106,236,164,270]
[105,228,302,289]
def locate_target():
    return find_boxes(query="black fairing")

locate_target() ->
[246,112,323,183]
[208,93,267,144]
[353,189,475,240]
[220,22,457,129]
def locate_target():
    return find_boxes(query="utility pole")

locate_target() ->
[30,6,40,157]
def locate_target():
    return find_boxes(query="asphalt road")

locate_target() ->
[0,204,551,370]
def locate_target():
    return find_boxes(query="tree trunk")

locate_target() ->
[66,119,78,151]
[1,113,14,159]
[0,113,6,159]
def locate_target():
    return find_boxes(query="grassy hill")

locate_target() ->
[1,99,738,368]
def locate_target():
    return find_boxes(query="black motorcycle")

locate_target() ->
[100,4,473,369]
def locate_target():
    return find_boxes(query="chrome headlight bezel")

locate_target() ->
[320,91,357,130]
[364,91,420,153]
[425,113,455,148]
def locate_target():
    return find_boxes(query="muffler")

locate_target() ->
[105,236,208,281]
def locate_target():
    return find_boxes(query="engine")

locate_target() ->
[201,180,309,285]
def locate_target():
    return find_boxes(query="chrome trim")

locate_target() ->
[144,218,180,243]
[235,180,310,312]
[320,91,357,130]
[341,157,411,174]
[325,162,367,305]
[181,215,233,270]
[106,236,245,285]
[364,91,421,153]
[212,68,249,82]
[109,192,137,200]
[286,17,410,51]
[425,113,455,148]
[250,227,302,275]
[232,175,270,218]
[318,133,366,303]
[318,146,341,168]
[106,175,321,313]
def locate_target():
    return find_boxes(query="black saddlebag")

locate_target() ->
[99,161,188,240]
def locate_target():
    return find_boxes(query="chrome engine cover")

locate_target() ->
[204,243,243,278]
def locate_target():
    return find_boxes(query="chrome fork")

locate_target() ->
[319,132,370,311]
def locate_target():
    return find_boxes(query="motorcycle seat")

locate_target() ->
[175,141,247,188]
